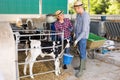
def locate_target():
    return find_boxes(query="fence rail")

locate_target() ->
[104,21,120,41]
[90,15,120,21]
[14,30,64,80]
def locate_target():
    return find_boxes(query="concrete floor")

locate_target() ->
[63,55,120,80]
[95,51,120,67]
[61,41,120,80]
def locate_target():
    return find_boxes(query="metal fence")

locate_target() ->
[90,15,120,21]
[14,30,64,80]
[90,20,120,41]
[104,21,120,41]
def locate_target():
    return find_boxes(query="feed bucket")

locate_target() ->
[63,54,73,65]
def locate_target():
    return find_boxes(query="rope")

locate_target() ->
[58,43,69,58]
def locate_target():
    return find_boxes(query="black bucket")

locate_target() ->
[101,16,106,21]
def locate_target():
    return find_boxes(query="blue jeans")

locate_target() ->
[78,39,87,60]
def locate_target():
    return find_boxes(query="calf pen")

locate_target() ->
[104,21,120,41]
[13,30,64,80]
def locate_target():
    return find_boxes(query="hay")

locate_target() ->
[18,51,74,80]
[20,71,74,80]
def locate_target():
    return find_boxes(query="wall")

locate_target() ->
[0,14,73,22]
[0,14,42,22]
[0,22,16,80]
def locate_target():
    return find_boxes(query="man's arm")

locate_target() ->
[75,14,90,43]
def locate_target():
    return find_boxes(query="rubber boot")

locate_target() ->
[83,59,86,70]
[74,59,86,70]
[75,59,84,77]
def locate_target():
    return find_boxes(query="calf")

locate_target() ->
[23,40,62,78]
[13,31,47,55]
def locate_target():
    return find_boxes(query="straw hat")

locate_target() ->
[74,0,83,7]
[55,10,63,17]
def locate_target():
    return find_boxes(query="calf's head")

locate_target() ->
[30,40,41,49]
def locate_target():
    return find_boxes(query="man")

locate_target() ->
[54,10,73,69]
[73,0,90,77]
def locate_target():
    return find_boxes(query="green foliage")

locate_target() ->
[92,0,110,14]
[106,0,120,14]
[69,3,75,14]
[69,0,120,15]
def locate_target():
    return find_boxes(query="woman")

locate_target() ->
[54,10,73,69]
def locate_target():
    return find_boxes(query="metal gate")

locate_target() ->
[14,30,64,80]
[104,21,120,41]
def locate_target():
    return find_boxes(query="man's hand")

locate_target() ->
[74,40,78,47]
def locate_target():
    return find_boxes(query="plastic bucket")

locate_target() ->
[101,16,106,21]
[102,49,110,54]
[63,54,73,65]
